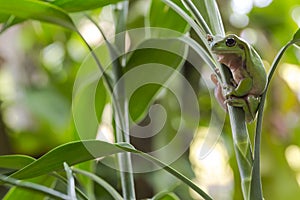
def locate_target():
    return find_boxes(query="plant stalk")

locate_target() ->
[250,40,297,199]
[228,106,253,200]
[113,1,136,199]
[219,64,253,200]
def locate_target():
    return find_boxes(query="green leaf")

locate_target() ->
[161,0,209,50]
[0,13,10,22]
[293,28,300,40]
[190,0,224,36]
[0,0,76,30]
[182,0,212,35]
[149,0,188,33]
[203,0,225,36]
[292,28,300,47]
[7,140,212,199]
[10,140,122,179]
[0,155,36,171]
[51,0,123,12]
[124,38,187,122]
[178,36,217,72]
[0,16,24,33]
[72,44,110,140]
[250,35,300,200]
[191,0,210,30]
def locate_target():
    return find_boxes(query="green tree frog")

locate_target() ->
[210,34,267,123]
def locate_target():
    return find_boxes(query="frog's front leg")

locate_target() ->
[225,95,260,123]
[225,77,253,97]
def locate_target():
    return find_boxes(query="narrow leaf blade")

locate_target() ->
[204,0,225,36]
[292,28,300,47]
[0,155,36,170]
[293,28,300,40]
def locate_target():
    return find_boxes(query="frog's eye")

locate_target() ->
[225,38,236,47]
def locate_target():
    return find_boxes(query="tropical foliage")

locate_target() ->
[0,0,300,199]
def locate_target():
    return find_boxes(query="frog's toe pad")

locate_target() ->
[225,98,246,107]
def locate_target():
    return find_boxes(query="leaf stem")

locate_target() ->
[219,64,253,200]
[250,40,297,199]
[63,162,77,200]
[73,168,123,200]
[112,1,136,199]
[0,174,69,199]
[116,144,213,200]
[228,106,253,200]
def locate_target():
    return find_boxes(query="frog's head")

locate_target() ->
[210,34,247,55]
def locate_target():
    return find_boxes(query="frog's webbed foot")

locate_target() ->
[225,97,245,107]
[225,95,260,123]
[223,84,236,97]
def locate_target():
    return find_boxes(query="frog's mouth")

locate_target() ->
[211,46,240,54]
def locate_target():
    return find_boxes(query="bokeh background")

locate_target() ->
[0,0,300,199]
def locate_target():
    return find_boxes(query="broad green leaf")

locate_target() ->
[149,0,188,33]
[124,38,187,122]
[72,44,110,140]
[51,0,123,12]
[0,155,35,170]
[10,140,122,179]
[7,140,212,199]
[0,14,10,22]
[0,0,76,31]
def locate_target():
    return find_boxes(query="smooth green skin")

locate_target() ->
[211,34,267,122]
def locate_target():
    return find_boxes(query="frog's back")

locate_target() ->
[247,46,267,95]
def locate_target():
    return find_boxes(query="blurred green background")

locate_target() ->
[0,0,300,199]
